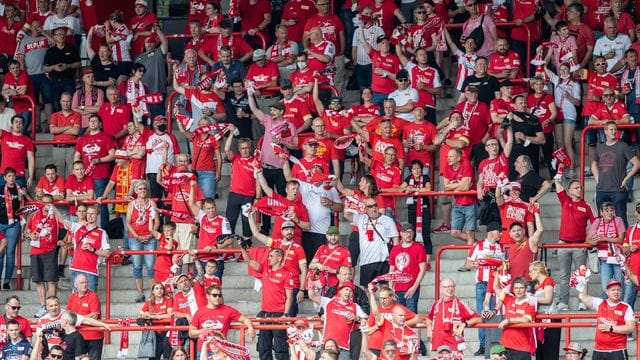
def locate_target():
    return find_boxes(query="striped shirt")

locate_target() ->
[352,25,384,66]
[454,49,476,91]
[110,24,132,62]
[468,239,504,282]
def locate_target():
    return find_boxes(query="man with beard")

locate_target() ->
[211,46,246,88]
[144,115,181,198]
[396,47,442,122]
[199,19,254,64]
[488,38,522,81]
[280,79,313,132]
[309,226,352,292]
[506,207,544,279]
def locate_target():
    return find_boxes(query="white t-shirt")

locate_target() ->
[145,133,177,173]
[550,74,581,121]
[351,213,398,265]
[594,34,631,74]
[44,14,77,34]
[389,87,419,121]
[298,181,341,234]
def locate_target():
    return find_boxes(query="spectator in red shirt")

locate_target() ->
[246,49,279,96]
[49,89,82,174]
[0,5,22,84]
[72,69,105,130]
[130,0,159,57]
[73,114,116,228]
[566,3,595,68]
[352,118,405,170]
[357,34,401,109]
[35,164,66,202]
[0,296,32,342]
[238,0,272,46]
[282,0,317,43]
[496,276,537,358]
[487,38,522,81]
[476,134,512,228]
[66,274,105,360]
[97,85,130,145]
[308,226,352,293]
[199,19,254,65]
[65,161,95,220]
[362,145,402,215]
[442,148,477,245]
[528,77,558,177]
[0,115,34,187]
[1,60,32,135]
[496,182,535,244]
[137,282,173,359]
[389,224,427,313]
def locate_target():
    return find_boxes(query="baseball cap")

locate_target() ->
[219,18,233,29]
[606,279,622,289]
[401,223,415,232]
[253,49,266,61]
[500,79,513,88]
[294,319,308,327]
[281,221,296,229]
[304,137,318,146]
[114,150,129,160]
[338,281,355,291]
[309,171,328,183]
[490,344,506,355]
[509,182,522,192]
[396,70,409,80]
[465,85,479,93]
[135,0,148,7]
[326,226,340,235]
[173,273,191,284]
[563,342,586,353]
[153,115,167,123]
[486,221,503,232]
[376,35,389,44]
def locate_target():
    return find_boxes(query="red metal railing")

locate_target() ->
[6,95,36,139]
[445,22,532,78]
[165,32,267,51]
[579,124,640,193]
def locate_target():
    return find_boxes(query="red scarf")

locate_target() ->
[217,34,234,57]
[118,318,130,358]
[408,175,424,242]
[4,184,22,224]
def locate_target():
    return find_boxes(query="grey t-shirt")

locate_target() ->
[135,49,167,94]
[17,35,50,75]
[595,140,635,192]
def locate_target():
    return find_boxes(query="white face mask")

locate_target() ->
[297,61,307,70]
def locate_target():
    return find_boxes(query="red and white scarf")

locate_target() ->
[4,184,22,224]
[125,79,147,114]
[217,34,233,57]
[621,65,640,105]
[117,318,130,358]
[408,175,424,242]
[433,296,466,351]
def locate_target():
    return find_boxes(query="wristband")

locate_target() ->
[610,326,614,333]
[463,320,468,327]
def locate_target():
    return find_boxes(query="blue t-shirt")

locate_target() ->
[1,338,32,359]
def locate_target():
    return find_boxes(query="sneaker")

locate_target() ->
[34,306,47,318]
[457,264,470,272]
[628,334,634,341]
[578,302,587,311]
[57,265,65,278]
[135,294,145,303]
[121,256,132,266]
[556,302,569,311]
[473,347,485,356]
[433,223,451,233]
[584,169,593,177]
[2,283,10,290]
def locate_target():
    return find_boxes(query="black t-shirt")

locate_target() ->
[225,93,253,139]
[62,331,87,360]
[518,170,545,203]
[461,75,500,104]
[90,57,120,92]
[0,186,20,225]
[43,44,80,80]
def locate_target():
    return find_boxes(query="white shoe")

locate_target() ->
[34,306,47,318]
[578,302,587,311]
[556,302,569,311]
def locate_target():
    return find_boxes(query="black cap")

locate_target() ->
[219,18,233,29]
[465,85,480,93]
[500,79,514,88]
[376,35,389,44]
[486,222,503,232]
[330,96,343,103]
[280,79,293,89]
[396,69,409,80]
[270,102,285,111]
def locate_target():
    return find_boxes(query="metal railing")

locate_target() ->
[165,32,267,51]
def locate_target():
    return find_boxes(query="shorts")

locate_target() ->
[562,117,577,125]
[174,223,196,264]
[359,261,389,286]
[451,203,477,231]
[31,249,59,283]
[115,61,132,77]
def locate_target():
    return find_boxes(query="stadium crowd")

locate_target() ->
[0,0,638,359]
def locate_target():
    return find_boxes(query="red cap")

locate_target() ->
[309,171,328,183]
[450,109,463,119]
[606,279,622,289]
[82,69,93,76]
[338,281,355,291]
[153,115,167,123]
[303,137,318,146]
[294,319,308,327]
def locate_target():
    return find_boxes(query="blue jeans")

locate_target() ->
[475,281,493,348]
[354,64,372,90]
[129,238,156,279]
[121,214,129,251]
[71,270,98,292]
[18,112,31,136]
[195,170,216,199]
[372,92,388,111]
[93,178,110,228]
[0,222,19,283]
[596,191,629,227]
[29,74,52,104]
[624,279,637,308]
[289,288,300,317]
[599,261,624,298]
[395,288,420,313]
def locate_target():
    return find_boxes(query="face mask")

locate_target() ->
[297,61,307,70]
[157,124,167,132]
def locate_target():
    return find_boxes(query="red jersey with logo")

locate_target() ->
[313,137,340,164]
[500,293,536,353]
[141,297,173,317]
[499,198,534,244]
[507,239,536,280]
[406,62,440,108]
[197,213,232,261]
[454,101,491,145]
[201,34,253,61]
[369,133,405,165]
[36,176,65,198]
[488,51,521,77]
[129,200,153,237]
[184,89,225,118]
[389,242,426,291]
[130,12,159,55]
[122,127,152,178]
[75,132,116,179]
[592,101,628,122]
[246,61,280,88]
[312,245,351,288]
[320,297,364,349]
[371,160,401,209]
[439,127,470,174]
[282,95,313,129]
[266,239,306,288]
[402,121,437,170]
[0,132,33,176]
[174,284,206,317]
[478,153,508,191]
[321,109,350,137]
[527,93,556,133]
[371,0,400,36]
[260,265,294,312]
[65,176,94,215]
[582,71,618,116]
[308,40,336,84]
[26,210,61,255]
[37,314,63,349]
[271,193,309,245]
[583,0,610,30]
[379,320,420,359]
[154,235,179,283]
[282,0,317,42]
[97,103,131,143]
[191,134,220,172]
[192,304,242,349]
[365,117,409,139]
[184,36,206,62]
[292,157,330,182]
[0,17,21,55]
[442,160,476,206]
[348,103,380,120]
[468,239,505,282]
[370,50,401,94]
[66,290,103,340]
[69,223,110,276]
[229,154,258,197]
[490,98,513,138]
[168,181,204,223]
[187,0,209,29]
[304,14,345,55]
[368,304,416,350]
[4,71,31,113]
[238,0,272,43]
[511,0,541,41]
[557,190,596,242]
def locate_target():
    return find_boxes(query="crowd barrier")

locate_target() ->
[165,32,268,52]
[579,123,640,192]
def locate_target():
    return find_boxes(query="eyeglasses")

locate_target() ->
[208,293,223,298]
[50,354,63,359]
[365,204,377,208]
[8,305,20,310]
[465,2,476,6]
[317,2,330,5]
[414,11,426,14]
[397,78,408,82]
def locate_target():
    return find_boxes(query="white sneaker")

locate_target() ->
[556,302,569,311]
[578,302,587,311]
[34,306,47,318]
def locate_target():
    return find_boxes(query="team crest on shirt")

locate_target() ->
[202,319,224,330]
[82,143,100,155]
[614,310,623,316]
[395,252,410,271]
[6,141,24,150]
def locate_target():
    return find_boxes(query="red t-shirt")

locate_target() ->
[65,175,94,215]
[197,213,231,261]
[371,0,399,35]
[141,297,173,317]
[266,239,306,288]
[478,153,509,192]
[453,101,491,145]
[129,12,159,55]
[191,304,242,349]
[66,291,102,340]
[154,235,179,283]
[557,189,596,243]
[97,103,131,141]
[370,50,401,94]
[322,109,351,138]
[282,96,313,129]
[229,154,258,197]
[282,0,318,42]
[402,121,437,170]
[304,14,345,55]
[35,176,66,198]
[313,137,340,164]
[389,242,426,291]
[378,320,419,359]
[489,98,513,138]
[499,198,534,244]
[123,128,152,178]
[312,245,351,288]
[292,157,330,182]
[0,131,34,176]
[583,0,610,30]
[371,160,401,209]
[50,110,81,143]
[507,239,536,280]
[238,0,272,43]
[36,314,63,348]
[527,93,556,133]
[370,133,405,164]
[4,71,31,113]
[488,51,521,77]
[69,223,109,276]
[321,297,362,349]
[184,89,226,118]
[191,134,220,172]
[592,101,628,122]
[271,193,310,245]
[26,210,62,255]
[500,293,536,353]
[439,127,471,175]
[368,304,416,350]
[442,160,476,206]
[511,0,541,41]
[201,34,253,61]
[246,61,279,89]
[568,23,596,64]
[168,181,204,223]
[406,63,439,108]
[593,297,634,351]
[582,71,618,116]
[129,200,153,237]
[259,265,294,312]
[173,284,207,317]
[75,132,116,179]
[0,17,22,55]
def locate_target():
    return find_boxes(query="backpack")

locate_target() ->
[465,14,485,49]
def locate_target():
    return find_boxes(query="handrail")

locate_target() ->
[165,32,267,51]
[378,191,477,197]
[7,95,37,140]
[434,243,592,299]
[445,22,532,78]
[578,124,640,193]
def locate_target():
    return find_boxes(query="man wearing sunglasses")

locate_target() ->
[189,285,255,357]
[388,70,419,122]
[0,296,32,342]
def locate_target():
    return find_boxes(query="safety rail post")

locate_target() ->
[578,124,640,193]
[16,236,22,291]
[239,327,246,347]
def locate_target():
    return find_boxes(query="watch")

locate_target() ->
[610,326,614,333]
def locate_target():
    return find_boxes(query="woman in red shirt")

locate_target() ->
[203,2,224,34]
[139,282,174,360]
[529,261,560,360]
